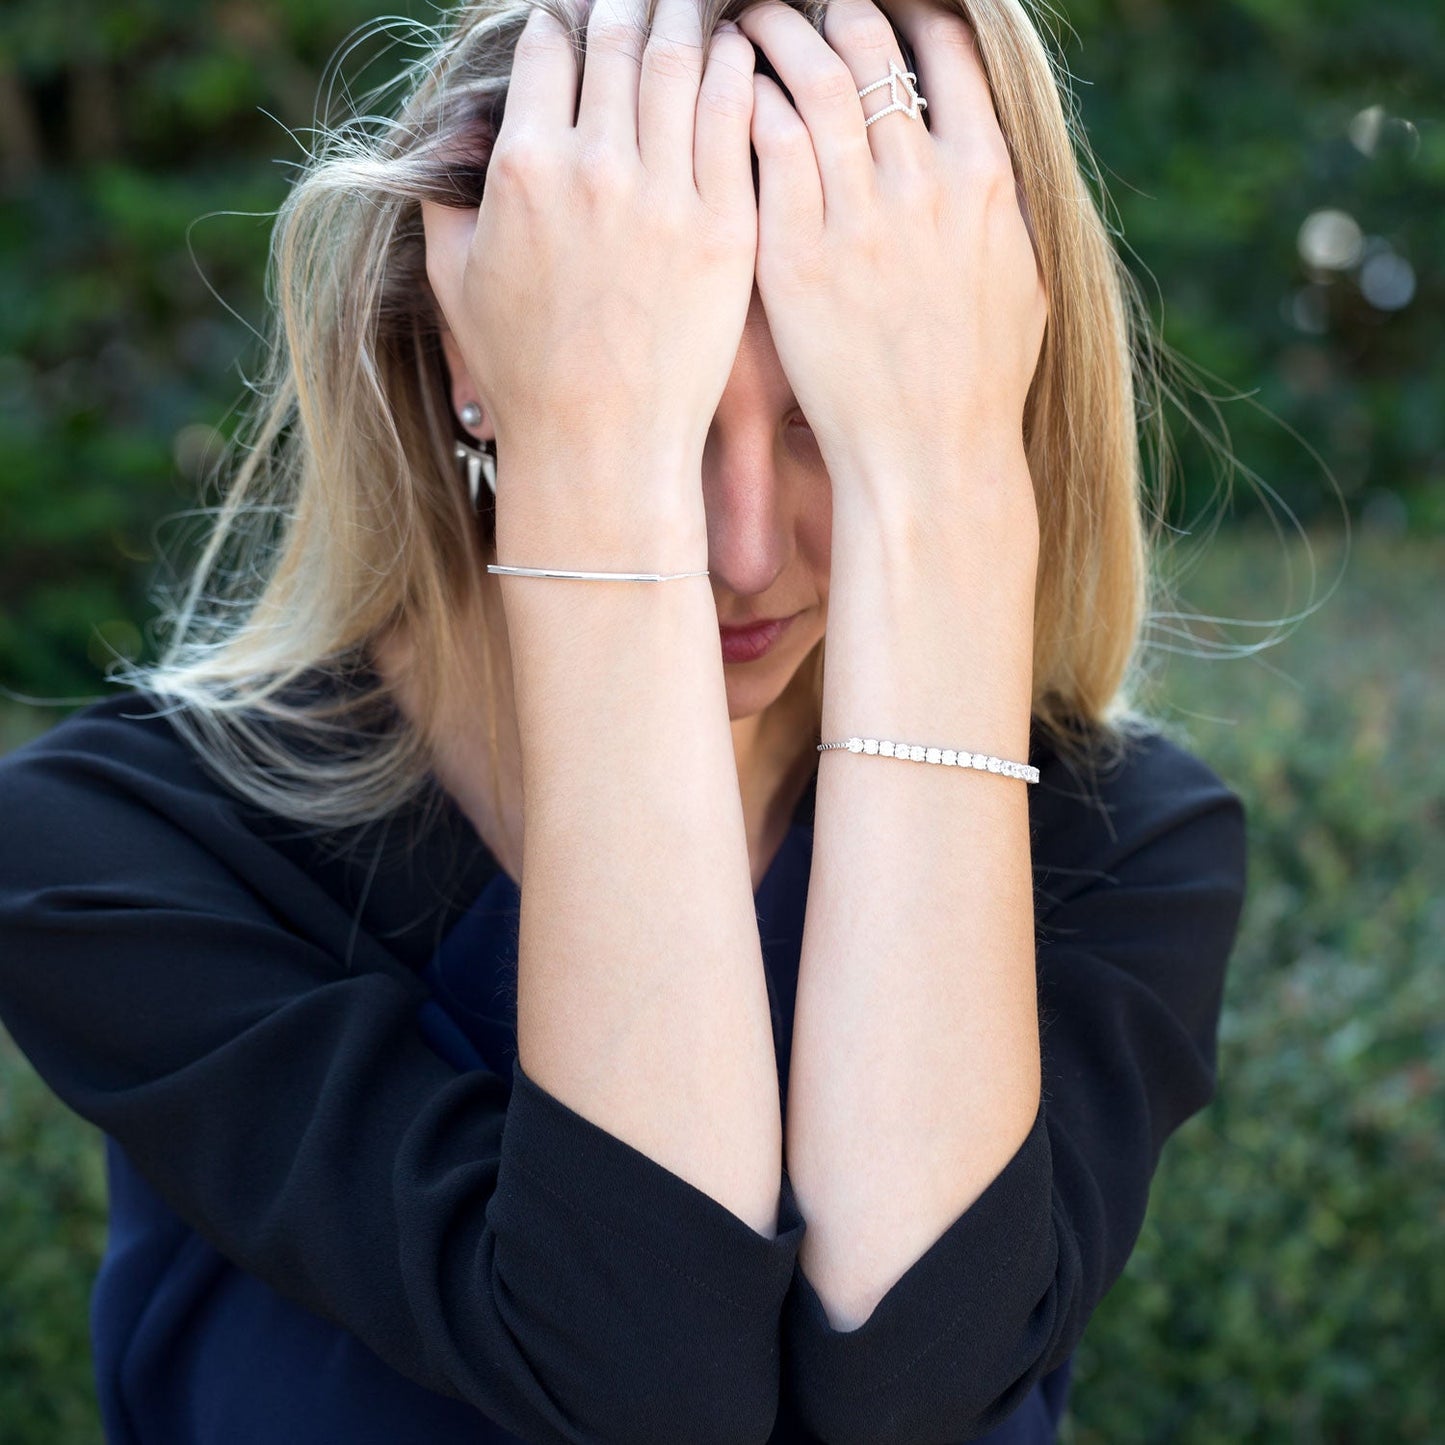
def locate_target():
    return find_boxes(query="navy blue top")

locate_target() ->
[0,684,1245,1443]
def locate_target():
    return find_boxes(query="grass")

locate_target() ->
[1,523,1440,1443]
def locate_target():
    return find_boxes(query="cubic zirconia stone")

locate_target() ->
[941,750,957,765]
[925,747,942,764]
[909,744,926,761]
[863,738,879,754]
[847,737,864,752]
[987,756,1002,772]
[880,740,895,757]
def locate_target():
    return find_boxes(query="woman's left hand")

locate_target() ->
[736,0,1047,516]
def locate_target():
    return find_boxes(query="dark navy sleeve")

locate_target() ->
[0,724,805,1445]
[779,734,1248,1445]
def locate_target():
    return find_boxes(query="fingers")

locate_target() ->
[881,0,1005,157]
[750,70,822,242]
[819,0,929,172]
[693,23,758,213]
[494,3,582,143]
[488,0,756,208]
[883,0,1033,269]
[577,0,649,147]
[735,0,878,213]
[637,0,707,176]
[424,6,582,331]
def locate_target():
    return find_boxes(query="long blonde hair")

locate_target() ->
[113,0,1188,833]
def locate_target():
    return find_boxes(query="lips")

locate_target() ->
[720,616,787,631]
[719,612,796,663]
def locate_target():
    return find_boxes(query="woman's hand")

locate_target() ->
[421,0,758,547]
[737,0,1047,518]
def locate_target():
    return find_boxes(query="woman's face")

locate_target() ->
[443,281,832,726]
[701,282,832,723]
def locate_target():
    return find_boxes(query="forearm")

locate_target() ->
[786,469,1043,1328]
[498,462,783,1238]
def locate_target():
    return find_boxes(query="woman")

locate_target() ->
[0,0,1248,1439]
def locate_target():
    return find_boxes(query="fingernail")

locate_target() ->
[718,19,740,31]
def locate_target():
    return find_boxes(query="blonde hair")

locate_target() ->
[113,0,1189,835]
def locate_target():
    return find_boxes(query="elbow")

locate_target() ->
[782,1277,1081,1445]
[781,1185,1088,1445]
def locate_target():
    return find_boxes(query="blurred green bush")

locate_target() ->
[2,525,1441,1441]
[1066,526,1445,1443]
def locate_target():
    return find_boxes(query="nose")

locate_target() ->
[702,418,796,599]
[700,288,808,593]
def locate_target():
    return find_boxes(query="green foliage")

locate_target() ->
[2,528,1441,1441]
[1053,0,1442,536]
[0,1030,107,1444]
[0,0,437,702]
[1063,526,1445,1443]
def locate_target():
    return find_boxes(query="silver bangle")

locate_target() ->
[487,564,710,582]
[818,735,1039,784]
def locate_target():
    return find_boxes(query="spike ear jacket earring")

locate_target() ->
[454,437,497,507]
[454,400,496,506]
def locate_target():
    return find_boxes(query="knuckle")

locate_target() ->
[986,133,1017,179]
[573,140,634,197]
[586,18,645,62]
[891,159,937,206]
[643,36,705,82]
[959,135,1012,188]
[514,15,573,59]
[486,137,549,190]
[829,11,898,56]
[807,61,861,107]
[697,70,753,124]
[921,9,978,55]
[752,113,810,154]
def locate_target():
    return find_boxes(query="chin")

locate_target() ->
[723,663,789,722]
[722,625,820,722]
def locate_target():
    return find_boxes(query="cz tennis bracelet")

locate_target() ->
[818,736,1039,784]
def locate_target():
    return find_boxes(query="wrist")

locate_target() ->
[825,443,1039,571]
[829,492,1039,612]
[491,446,710,575]
[821,463,1038,759]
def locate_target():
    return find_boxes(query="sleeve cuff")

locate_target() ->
[780,1100,1057,1441]
[495,1055,806,1315]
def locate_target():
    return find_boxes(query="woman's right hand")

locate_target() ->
[421,0,758,553]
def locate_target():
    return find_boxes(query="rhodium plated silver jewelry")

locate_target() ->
[486,563,710,581]
[857,59,929,129]
[455,438,497,505]
[817,735,1039,784]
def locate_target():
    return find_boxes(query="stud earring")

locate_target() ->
[453,401,495,506]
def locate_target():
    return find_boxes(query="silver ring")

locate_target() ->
[857,59,928,130]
